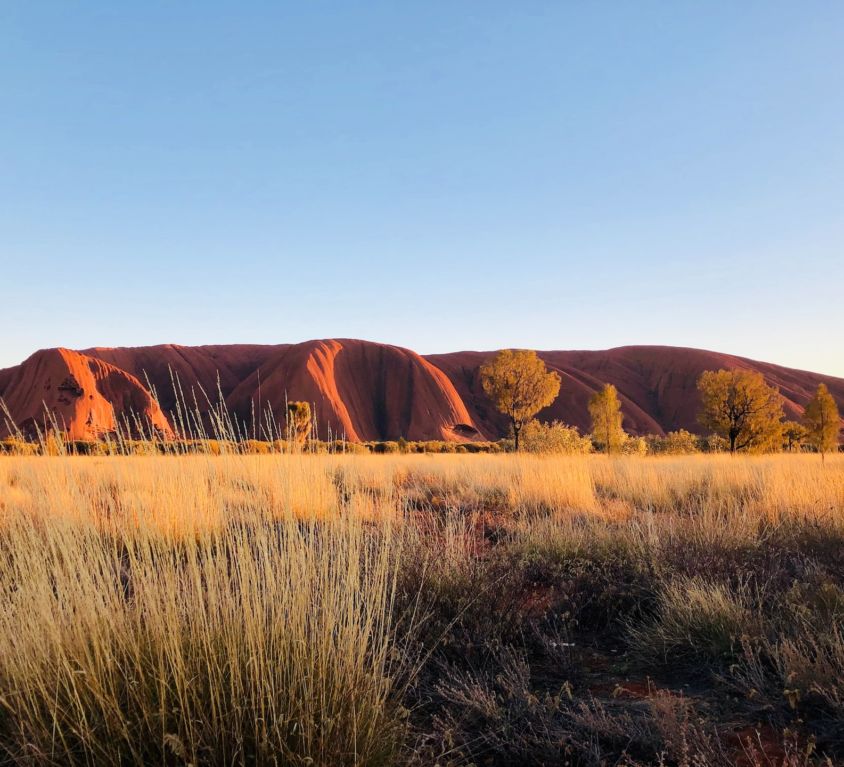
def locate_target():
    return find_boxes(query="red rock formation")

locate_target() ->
[226,339,479,441]
[0,348,171,439]
[83,344,285,413]
[1,341,842,441]
[428,345,844,437]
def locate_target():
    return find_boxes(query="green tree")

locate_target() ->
[286,401,312,444]
[479,349,561,451]
[697,370,784,454]
[588,384,626,454]
[803,383,840,461]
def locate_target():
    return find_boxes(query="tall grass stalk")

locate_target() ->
[0,458,410,765]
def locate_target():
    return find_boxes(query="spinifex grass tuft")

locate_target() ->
[0,470,410,766]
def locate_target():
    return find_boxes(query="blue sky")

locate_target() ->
[2,2,843,375]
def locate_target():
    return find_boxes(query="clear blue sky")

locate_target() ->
[2,3,843,375]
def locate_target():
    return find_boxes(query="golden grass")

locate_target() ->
[0,452,841,765]
[0,454,413,765]
[2,453,841,533]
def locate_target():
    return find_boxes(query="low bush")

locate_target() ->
[648,429,701,455]
[241,439,272,454]
[630,577,760,670]
[621,435,650,456]
[0,438,38,456]
[330,439,368,454]
[520,420,593,454]
[700,434,731,453]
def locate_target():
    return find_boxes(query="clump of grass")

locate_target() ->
[630,577,760,670]
[732,587,844,753]
[410,646,740,767]
[0,505,410,766]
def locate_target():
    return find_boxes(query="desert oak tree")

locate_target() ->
[588,384,626,454]
[803,383,840,461]
[697,369,784,454]
[479,349,561,451]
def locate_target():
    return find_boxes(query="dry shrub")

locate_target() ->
[630,577,761,670]
[732,623,844,752]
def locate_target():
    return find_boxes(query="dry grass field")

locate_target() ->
[0,453,842,766]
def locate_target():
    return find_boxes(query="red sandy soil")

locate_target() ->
[1,340,842,441]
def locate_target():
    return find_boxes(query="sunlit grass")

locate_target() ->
[0,452,842,765]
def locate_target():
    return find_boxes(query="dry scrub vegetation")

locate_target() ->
[0,453,842,766]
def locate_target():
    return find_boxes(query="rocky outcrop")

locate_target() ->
[428,346,844,437]
[0,348,171,439]
[226,339,479,441]
[1,341,842,441]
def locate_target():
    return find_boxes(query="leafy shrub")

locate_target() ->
[121,439,164,456]
[0,438,38,456]
[67,440,110,456]
[520,420,593,454]
[200,439,238,455]
[621,435,649,456]
[330,440,368,454]
[241,439,271,454]
[700,434,730,453]
[649,429,701,455]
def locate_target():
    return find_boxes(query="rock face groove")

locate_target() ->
[1,340,842,441]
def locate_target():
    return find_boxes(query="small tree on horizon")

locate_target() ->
[803,383,840,462]
[286,401,312,444]
[479,349,561,451]
[697,369,784,454]
[588,384,626,454]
